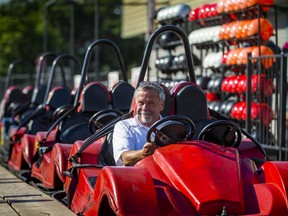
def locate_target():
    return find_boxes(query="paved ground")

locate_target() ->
[0,165,75,216]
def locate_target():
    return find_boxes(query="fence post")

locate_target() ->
[246,53,252,133]
[279,53,287,160]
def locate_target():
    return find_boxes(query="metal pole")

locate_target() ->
[94,0,99,81]
[246,53,252,133]
[69,2,75,77]
[147,0,155,40]
[43,0,57,52]
[146,0,155,80]
[69,3,75,56]
[279,53,287,160]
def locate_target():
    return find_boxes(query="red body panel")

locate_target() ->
[8,139,24,170]
[31,151,57,189]
[8,127,29,170]
[66,139,288,216]
[64,141,102,193]
[54,143,74,183]
[30,130,60,189]
[22,134,36,165]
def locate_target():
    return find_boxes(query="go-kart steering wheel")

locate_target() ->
[146,115,195,147]
[89,109,123,133]
[198,120,242,148]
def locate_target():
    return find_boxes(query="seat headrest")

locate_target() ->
[111,81,135,113]
[5,86,25,104]
[22,85,34,101]
[78,82,110,113]
[31,85,47,106]
[171,81,209,121]
[160,83,173,117]
[46,86,72,111]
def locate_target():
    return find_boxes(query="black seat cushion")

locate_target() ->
[98,133,115,166]
[59,121,92,144]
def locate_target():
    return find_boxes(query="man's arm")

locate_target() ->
[121,142,157,166]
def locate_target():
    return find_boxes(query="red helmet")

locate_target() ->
[259,103,273,126]
[231,101,246,120]
[198,5,206,19]
[230,75,240,93]
[188,7,200,21]
[206,92,220,102]
[237,75,247,93]
[247,18,274,41]
[209,4,218,17]
[222,50,231,64]
[251,74,274,97]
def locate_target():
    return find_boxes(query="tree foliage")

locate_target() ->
[0,0,144,81]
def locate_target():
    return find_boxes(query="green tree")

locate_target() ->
[0,0,144,82]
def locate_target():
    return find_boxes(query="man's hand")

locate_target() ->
[142,142,158,157]
[121,142,158,166]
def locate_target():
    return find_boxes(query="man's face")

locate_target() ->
[135,88,164,127]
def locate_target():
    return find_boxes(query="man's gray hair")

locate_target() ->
[136,81,165,102]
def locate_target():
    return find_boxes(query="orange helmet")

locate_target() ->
[226,48,242,65]
[251,45,275,69]
[233,0,242,11]
[246,0,274,12]
[226,50,234,65]
[229,21,240,39]
[235,20,244,38]
[241,20,251,38]
[224,0,234,12]
[239,0,248,10]
[217,0,225,14]
[219,23,228,40]
[247,18,274,41]
[224,22,234,39]
[237,47,253,65]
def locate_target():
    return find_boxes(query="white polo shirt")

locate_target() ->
[113,115,149,166]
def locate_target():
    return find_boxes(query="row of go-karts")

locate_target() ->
[0,25,288,216]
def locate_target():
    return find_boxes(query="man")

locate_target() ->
[113,81,165,166]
